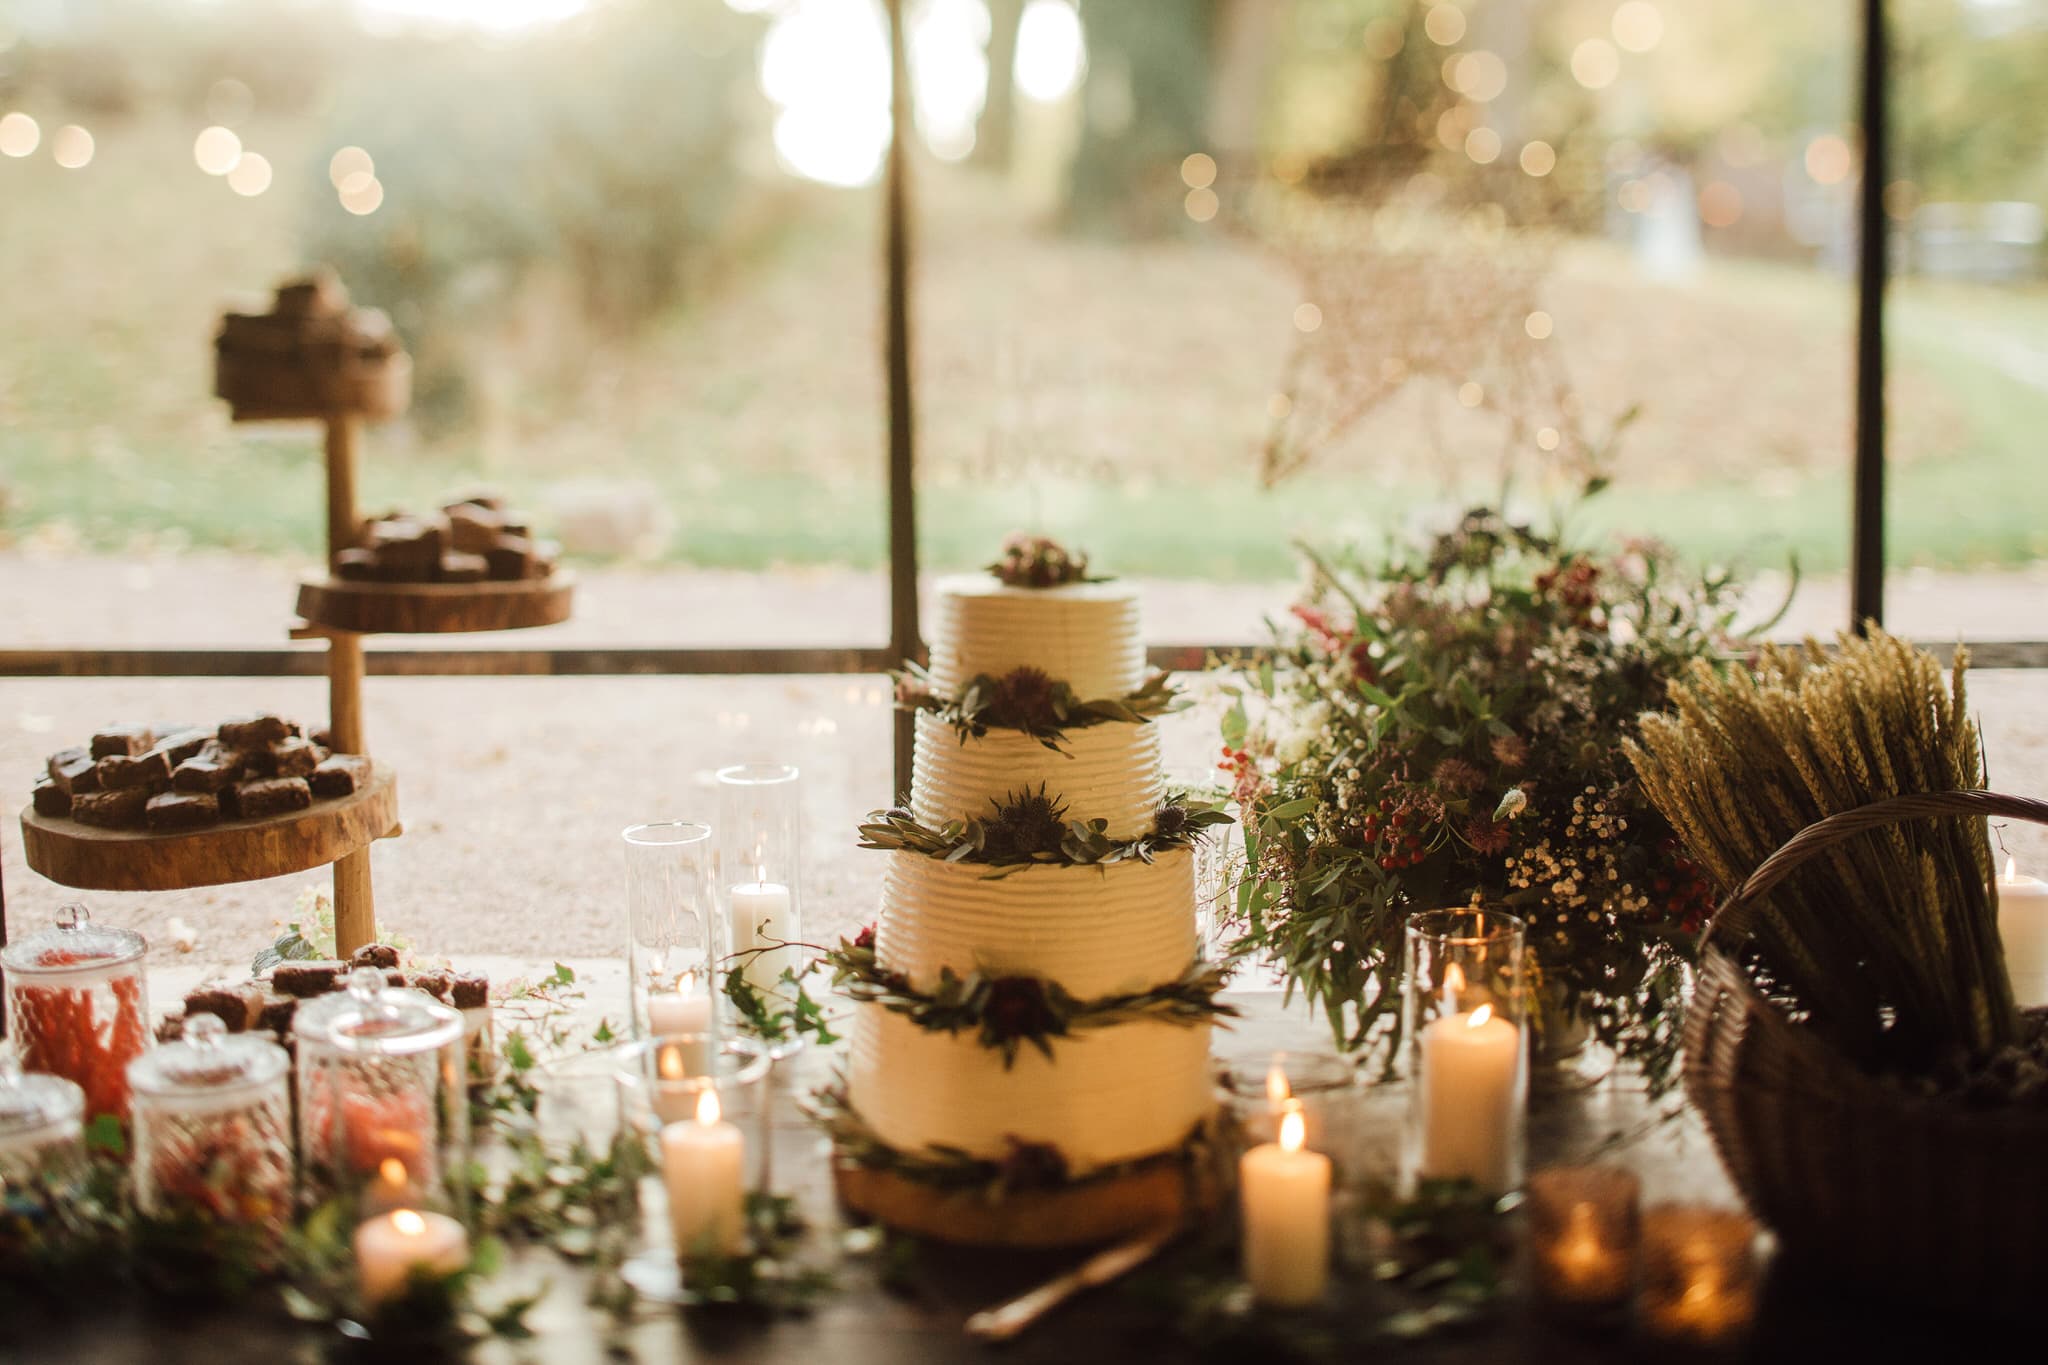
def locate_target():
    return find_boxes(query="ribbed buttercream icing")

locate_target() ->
[926,575,1146,701]
[846,1006,1214,1171]
[910,712,1165,839]
[876,849,1196,998]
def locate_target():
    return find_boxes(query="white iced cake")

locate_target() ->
[848,567,1217,1174]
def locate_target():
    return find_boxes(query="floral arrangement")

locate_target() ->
[895,664,1182,753]
[1220,506,1766,1088]
[987,533,1110,588]
[826,933,1234,1066]
[859,789,1232,872]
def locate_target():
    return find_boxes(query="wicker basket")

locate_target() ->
[1684,789,2048,1310]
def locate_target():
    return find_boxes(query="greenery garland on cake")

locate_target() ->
[1219,504,1774,1090]
[826,933,1234,1066]
[895,663,1183,753]
[808,1083,1219,1200]
[858,789,1232,872]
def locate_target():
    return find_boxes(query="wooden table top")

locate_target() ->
[7,989,2012,1363]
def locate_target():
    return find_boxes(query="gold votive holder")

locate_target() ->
[1637,1204,1760,1347]
[1527,1164,1639,1313]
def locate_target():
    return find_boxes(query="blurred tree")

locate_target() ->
[1065,0,1218,234]
[972,0,1025,171]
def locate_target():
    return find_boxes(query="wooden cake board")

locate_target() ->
[296,574,575,635]
[833,1152,1219,1250]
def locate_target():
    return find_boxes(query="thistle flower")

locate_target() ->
[980,787,1070,860]
[982,976,1060,1043]
[1432,757,1484,795]
[985,665,1059,729]
[1490,733,1530,770]
[1466,818,1510,856]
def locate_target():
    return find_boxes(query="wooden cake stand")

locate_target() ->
[21,764,398,894]
[296,574,575,636]
[833,1148,1220,1250]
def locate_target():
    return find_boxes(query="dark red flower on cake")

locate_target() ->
[996,1137,1070,1191]
[985,665,1060,729]
[852,923,877,953]
[982,976,1060,1043]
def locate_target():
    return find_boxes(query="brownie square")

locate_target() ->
[96,749,173,791]
[447,506,505,554]
[310,753,372,798]
[234,777,312,819]
[484,537,534,581]
[173,756,240,794]
[48,746,101,794]
[90,724,154,759]
[450,973,490,1010]
[350,943,401,971]
[258,994,299,1036]
[334,547,380,581]
[272,960,347,997]
[157,728,213,766]
[32,778,70,818]
[269,736,321,779]
[71,787,150,829]
[407,970,452,1002]
[146,791,220,832]
[184,985,263,1032]
[437,550,489,583]
[219,714,290,748]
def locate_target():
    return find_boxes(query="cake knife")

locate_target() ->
[964,1224,1179,1342]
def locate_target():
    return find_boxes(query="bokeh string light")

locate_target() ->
[193,125,242,176]
[50,124,93,169]
[228,152,273,197]
[0,111,40,158]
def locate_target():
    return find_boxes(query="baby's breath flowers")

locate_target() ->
[1218,505,1761,1090]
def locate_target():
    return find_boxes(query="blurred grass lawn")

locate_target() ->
[2,119,2044,581]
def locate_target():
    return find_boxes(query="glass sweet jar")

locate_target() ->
[129,1014,293,1238]
[295,967,469,1209]
[0,1049,86,1221]
[1,905,150,1124]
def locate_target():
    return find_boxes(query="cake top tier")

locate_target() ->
[926,574,1145,700]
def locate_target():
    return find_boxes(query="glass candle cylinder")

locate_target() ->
[533,1042,632,1158]
[295,968,469,1211]
[1526,1164,1641,1312]
[623,821,718,1041]
[1638,1204,1761,1347]
[1217,1049,1363,1163]
[615,1036,771,1192]
[714,764,803,1001]
[1,905,150,1124]
[0,1053,85,1219]
[1401,908,1528,1193]
[129,1014,293,1239]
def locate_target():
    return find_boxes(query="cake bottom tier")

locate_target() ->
[846,1003,1214,1173]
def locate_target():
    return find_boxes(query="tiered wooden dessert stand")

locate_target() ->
[17,272,570,958]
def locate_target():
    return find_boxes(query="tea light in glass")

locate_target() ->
[1638,1204,1761,1346]
[715,764,802,1003]
[1526,1164,1640,1312]
[623,821,718,1041]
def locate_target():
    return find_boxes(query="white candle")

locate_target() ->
[1418,1002,1522,1191]
[729,881,793,991]
[661,1087,746,1258]
[354,1207,470,1306]
[1239,1106,1331,1307]
[648,984,711,1039]
[1997,857,2048,1007]
[652,1041,701,1125]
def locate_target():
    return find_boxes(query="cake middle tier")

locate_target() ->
[911,711,1165,839]
[878,848,1197,998]
[847,1006,1215,1173]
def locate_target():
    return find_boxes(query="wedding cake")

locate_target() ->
[841,538,1225,1180]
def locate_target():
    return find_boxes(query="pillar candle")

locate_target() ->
[1239,1106,1331,1307]
[1417,1003,1522,1191]
[648,983,712,1043]
[354,1207,470,1306]
[652,1041,702,1125]
[1997,858,2048,1007]
[729,881,793,991]
[661,1087,746,1258]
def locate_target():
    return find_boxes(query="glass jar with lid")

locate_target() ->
[295,966,469,1210]
[1,905,150,1123]
[0,1048,86,1215]
[129,1014,293,1236]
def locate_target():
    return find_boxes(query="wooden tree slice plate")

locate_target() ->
[833,1153,1216,1249]
[295,575,575,635]
[20,763,399,892]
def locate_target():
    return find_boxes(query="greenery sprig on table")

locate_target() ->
[1220,502,1772,1090]
[896,663,1183,753]
[827,934,1235,1065]
[859,789,1232,872]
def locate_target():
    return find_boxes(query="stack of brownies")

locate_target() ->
[337,496,559,584]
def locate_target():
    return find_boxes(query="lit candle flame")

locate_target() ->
[1279,1106,1306,1153]
[379,1157,407,1187]
[658,1044,687,1081]
[392,1209,426,1237]
[1444,962,1467,995]
[1266,1063,1291,1108]
[2006,855,2019,882]
[1468,1003,1495,1028]
[697,1087,722,1126]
